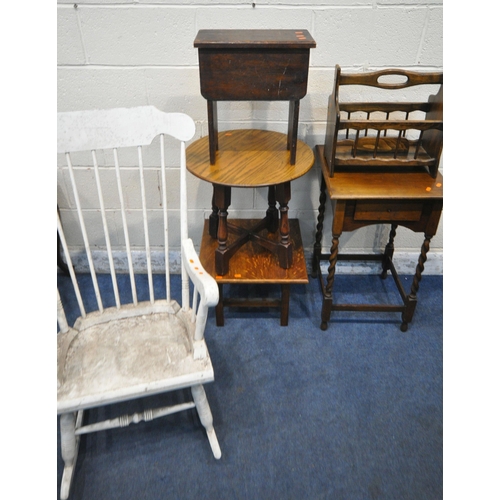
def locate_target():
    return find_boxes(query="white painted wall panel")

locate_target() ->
[195,6,314,31]
[78,6,198,66]
[58,67,149,111]
[58,7,85,65]
[313,7,428,67]
[419,7,444,65]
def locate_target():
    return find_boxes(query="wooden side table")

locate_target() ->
[312,145,443,332]
[187,129,314,276]
[199,219,308,326]
[194,29,316,165]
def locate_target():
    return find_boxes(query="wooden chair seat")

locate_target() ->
[57,300,214,413]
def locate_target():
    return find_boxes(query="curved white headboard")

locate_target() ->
[57,106,196,153]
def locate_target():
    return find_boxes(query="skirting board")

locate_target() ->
[62,250,183,274]
[60,249,443,276]
[318,252,443,275]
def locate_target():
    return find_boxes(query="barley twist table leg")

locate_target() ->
[401,233,432,332]
[312,174,327,278]
[321,235,339,330]
[381,224,398,279]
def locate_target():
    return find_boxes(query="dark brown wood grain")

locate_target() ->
[194,29,316,49]
[199,219,308,284]
[199,219,308,327]
[198,49,311,101]
[194,29,316,165]
[324,65,443,177]
[338,68,442,89]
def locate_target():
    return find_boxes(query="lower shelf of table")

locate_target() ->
[199,219,308,326]
[313,252,414,332]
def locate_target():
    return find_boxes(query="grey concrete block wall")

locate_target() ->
[57,0,443,273]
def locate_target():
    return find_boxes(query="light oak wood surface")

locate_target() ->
[199,219,308,283]
[186,129,314,187]
[317,145,443,200]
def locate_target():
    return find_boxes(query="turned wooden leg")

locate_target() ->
[401,234,432,332]
[321,234,339,330]
[191,384,221,459]
[59,412,78,500]
[209,189,219,239]
[275,182,293,269]
[207,100,218,165]
[381,224,398,279]
[280,284,290,326]
[287,100,300,165]
[266,185,279,233]
[312,174,327,278]
[213,184,231,276]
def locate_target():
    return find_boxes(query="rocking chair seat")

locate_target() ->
[57,300,214,414]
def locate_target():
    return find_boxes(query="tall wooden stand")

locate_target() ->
[191,30,315,322]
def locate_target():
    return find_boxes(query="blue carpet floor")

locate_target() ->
[57,271,443,500]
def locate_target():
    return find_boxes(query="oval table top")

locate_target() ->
[186,129,314,187]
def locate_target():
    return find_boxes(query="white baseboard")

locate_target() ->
[317,251,443,275]
[62,250,183,274]
[61,249,443,276]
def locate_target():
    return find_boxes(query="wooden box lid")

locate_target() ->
[194,29,316,49]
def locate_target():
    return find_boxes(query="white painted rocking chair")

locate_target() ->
[57,106,221,500]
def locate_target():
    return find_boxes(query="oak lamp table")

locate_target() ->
[312,145,443,332]
[186,129,314,277]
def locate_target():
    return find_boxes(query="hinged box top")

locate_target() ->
[194,29,316,49]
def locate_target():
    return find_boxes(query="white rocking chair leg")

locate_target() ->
[191,384,221,459]
[59,412,79,500]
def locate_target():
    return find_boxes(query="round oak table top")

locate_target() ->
[186,129,314,187]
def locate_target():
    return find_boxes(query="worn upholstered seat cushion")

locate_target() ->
[57,301,214,413]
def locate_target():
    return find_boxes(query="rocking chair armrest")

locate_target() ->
[181,238,219,307]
